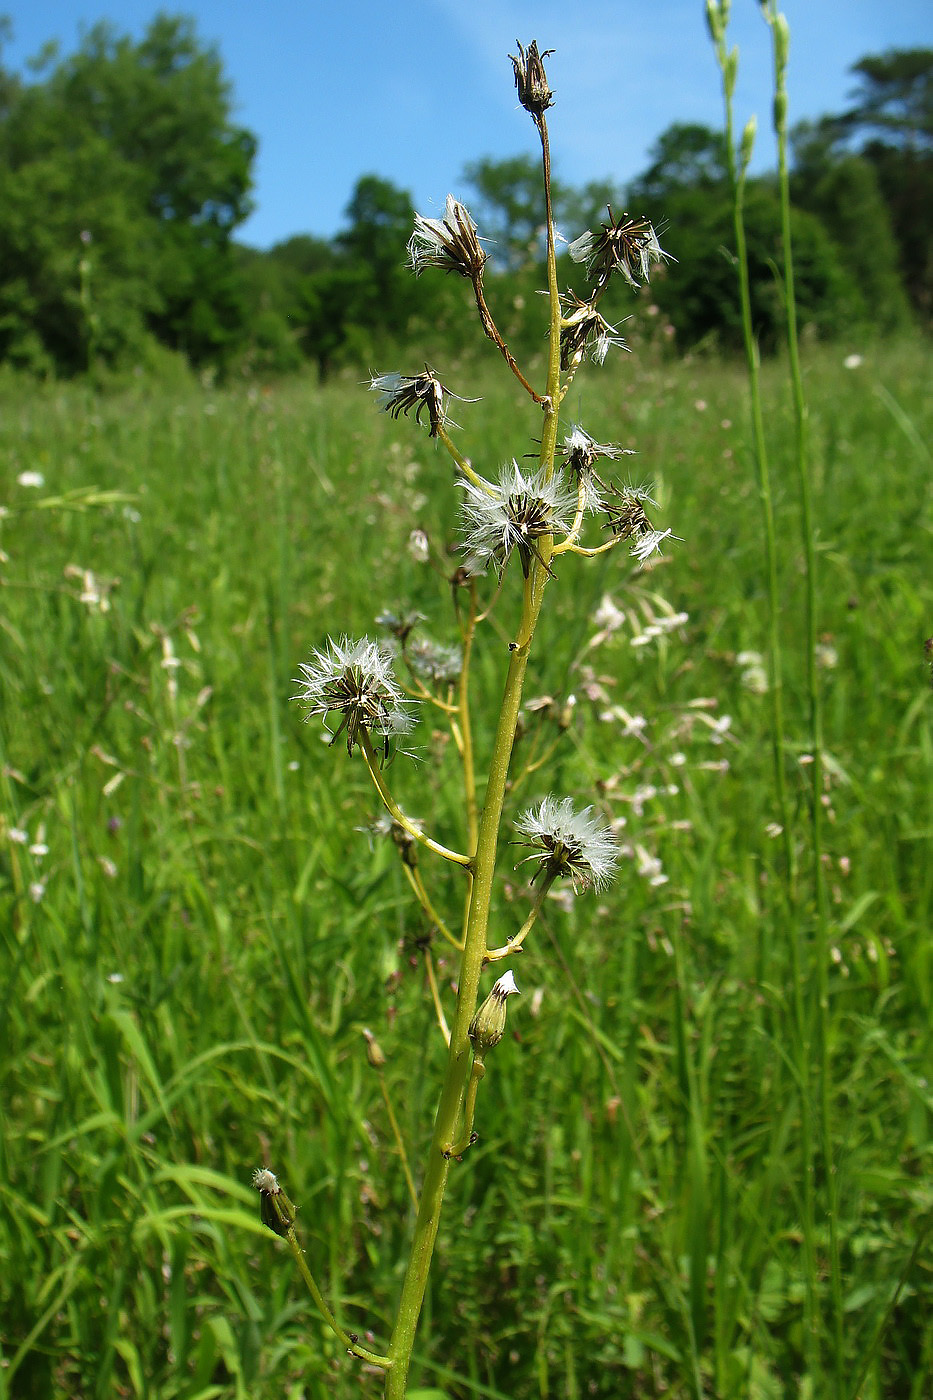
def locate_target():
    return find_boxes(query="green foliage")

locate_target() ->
[0,340,930,1397]
[0,15,255,374]
[814,47,933,318]
[637,178,859,350]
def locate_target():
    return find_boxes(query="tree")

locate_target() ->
[0,14,257,372]
[812,49,933,317]
[626,122,728,206]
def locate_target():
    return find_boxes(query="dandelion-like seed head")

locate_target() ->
[459,461,574,578]
[509,39,555,119]
[293,635,416,758]
[369,367,447,437]
[407,195,487,280]
[515,795,618,893]
[559,293,628,369]
[407,636,463,685]
[569,209,673,290]
[601,482,674,563]
[561,426,635,512]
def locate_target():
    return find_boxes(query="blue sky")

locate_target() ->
[4,1,932,249]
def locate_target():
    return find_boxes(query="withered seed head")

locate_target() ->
[509,40,554,119]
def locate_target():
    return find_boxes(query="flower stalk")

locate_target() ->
[275,38,674,1397]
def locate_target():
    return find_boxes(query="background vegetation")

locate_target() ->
[1,332,930,1397]
[1,9,931,1400]
[0,15,930,379]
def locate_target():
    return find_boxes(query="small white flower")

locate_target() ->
[459,461,574,577]
[29,880,46,902]
[293,636,416,757]
[515,795,618,893]
[843,354,863,369]
[18,471,45,489]
[9,828,28,844]
[408,529,430,563]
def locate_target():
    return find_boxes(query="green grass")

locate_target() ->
[1,336,931,1399]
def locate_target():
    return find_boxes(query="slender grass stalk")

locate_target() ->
[706,0,820,1379]
[762,5,843,1390]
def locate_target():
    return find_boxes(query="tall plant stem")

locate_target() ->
[383,569,549,1398]
[764,5,842,1387]
[384,109,563,1400]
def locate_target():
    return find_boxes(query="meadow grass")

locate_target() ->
[0,334,931,1398]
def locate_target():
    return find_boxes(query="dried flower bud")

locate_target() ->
[362,1027,387,1069]
[509,40,554,119]
[469,970,520,1055]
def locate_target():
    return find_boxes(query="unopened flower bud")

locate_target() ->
[469,970,520,1055]
[252,1167,295,1237]
[362,1027,387,1069]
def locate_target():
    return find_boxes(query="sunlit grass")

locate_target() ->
[1,336,931,1398]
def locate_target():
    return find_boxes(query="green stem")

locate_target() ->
[383,102,563,1400]
[359,732,471,867]
[448,1057,485,1156]
[384,577,547,1397]
[763,4,842,1386]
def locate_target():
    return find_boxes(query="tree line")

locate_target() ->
[0,15,929,379]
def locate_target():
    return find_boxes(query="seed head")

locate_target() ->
[601,482,675,563]
[559,293,629,369]
[459,461,574,578]
[369,368,447,437]
[569,209,673,291]
[515,795,619,893]
[509,40,554,119]
[408,195,487,280]
[293,635,416,758]
[561,426,635,511]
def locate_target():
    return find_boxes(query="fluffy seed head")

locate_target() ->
[559,293,629,369]
[293,636,416,757]
[569,210,673,290]
[515,795,619,893]
[369,368,447,437]
[407,195,487,279]
[459,461,575,577]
